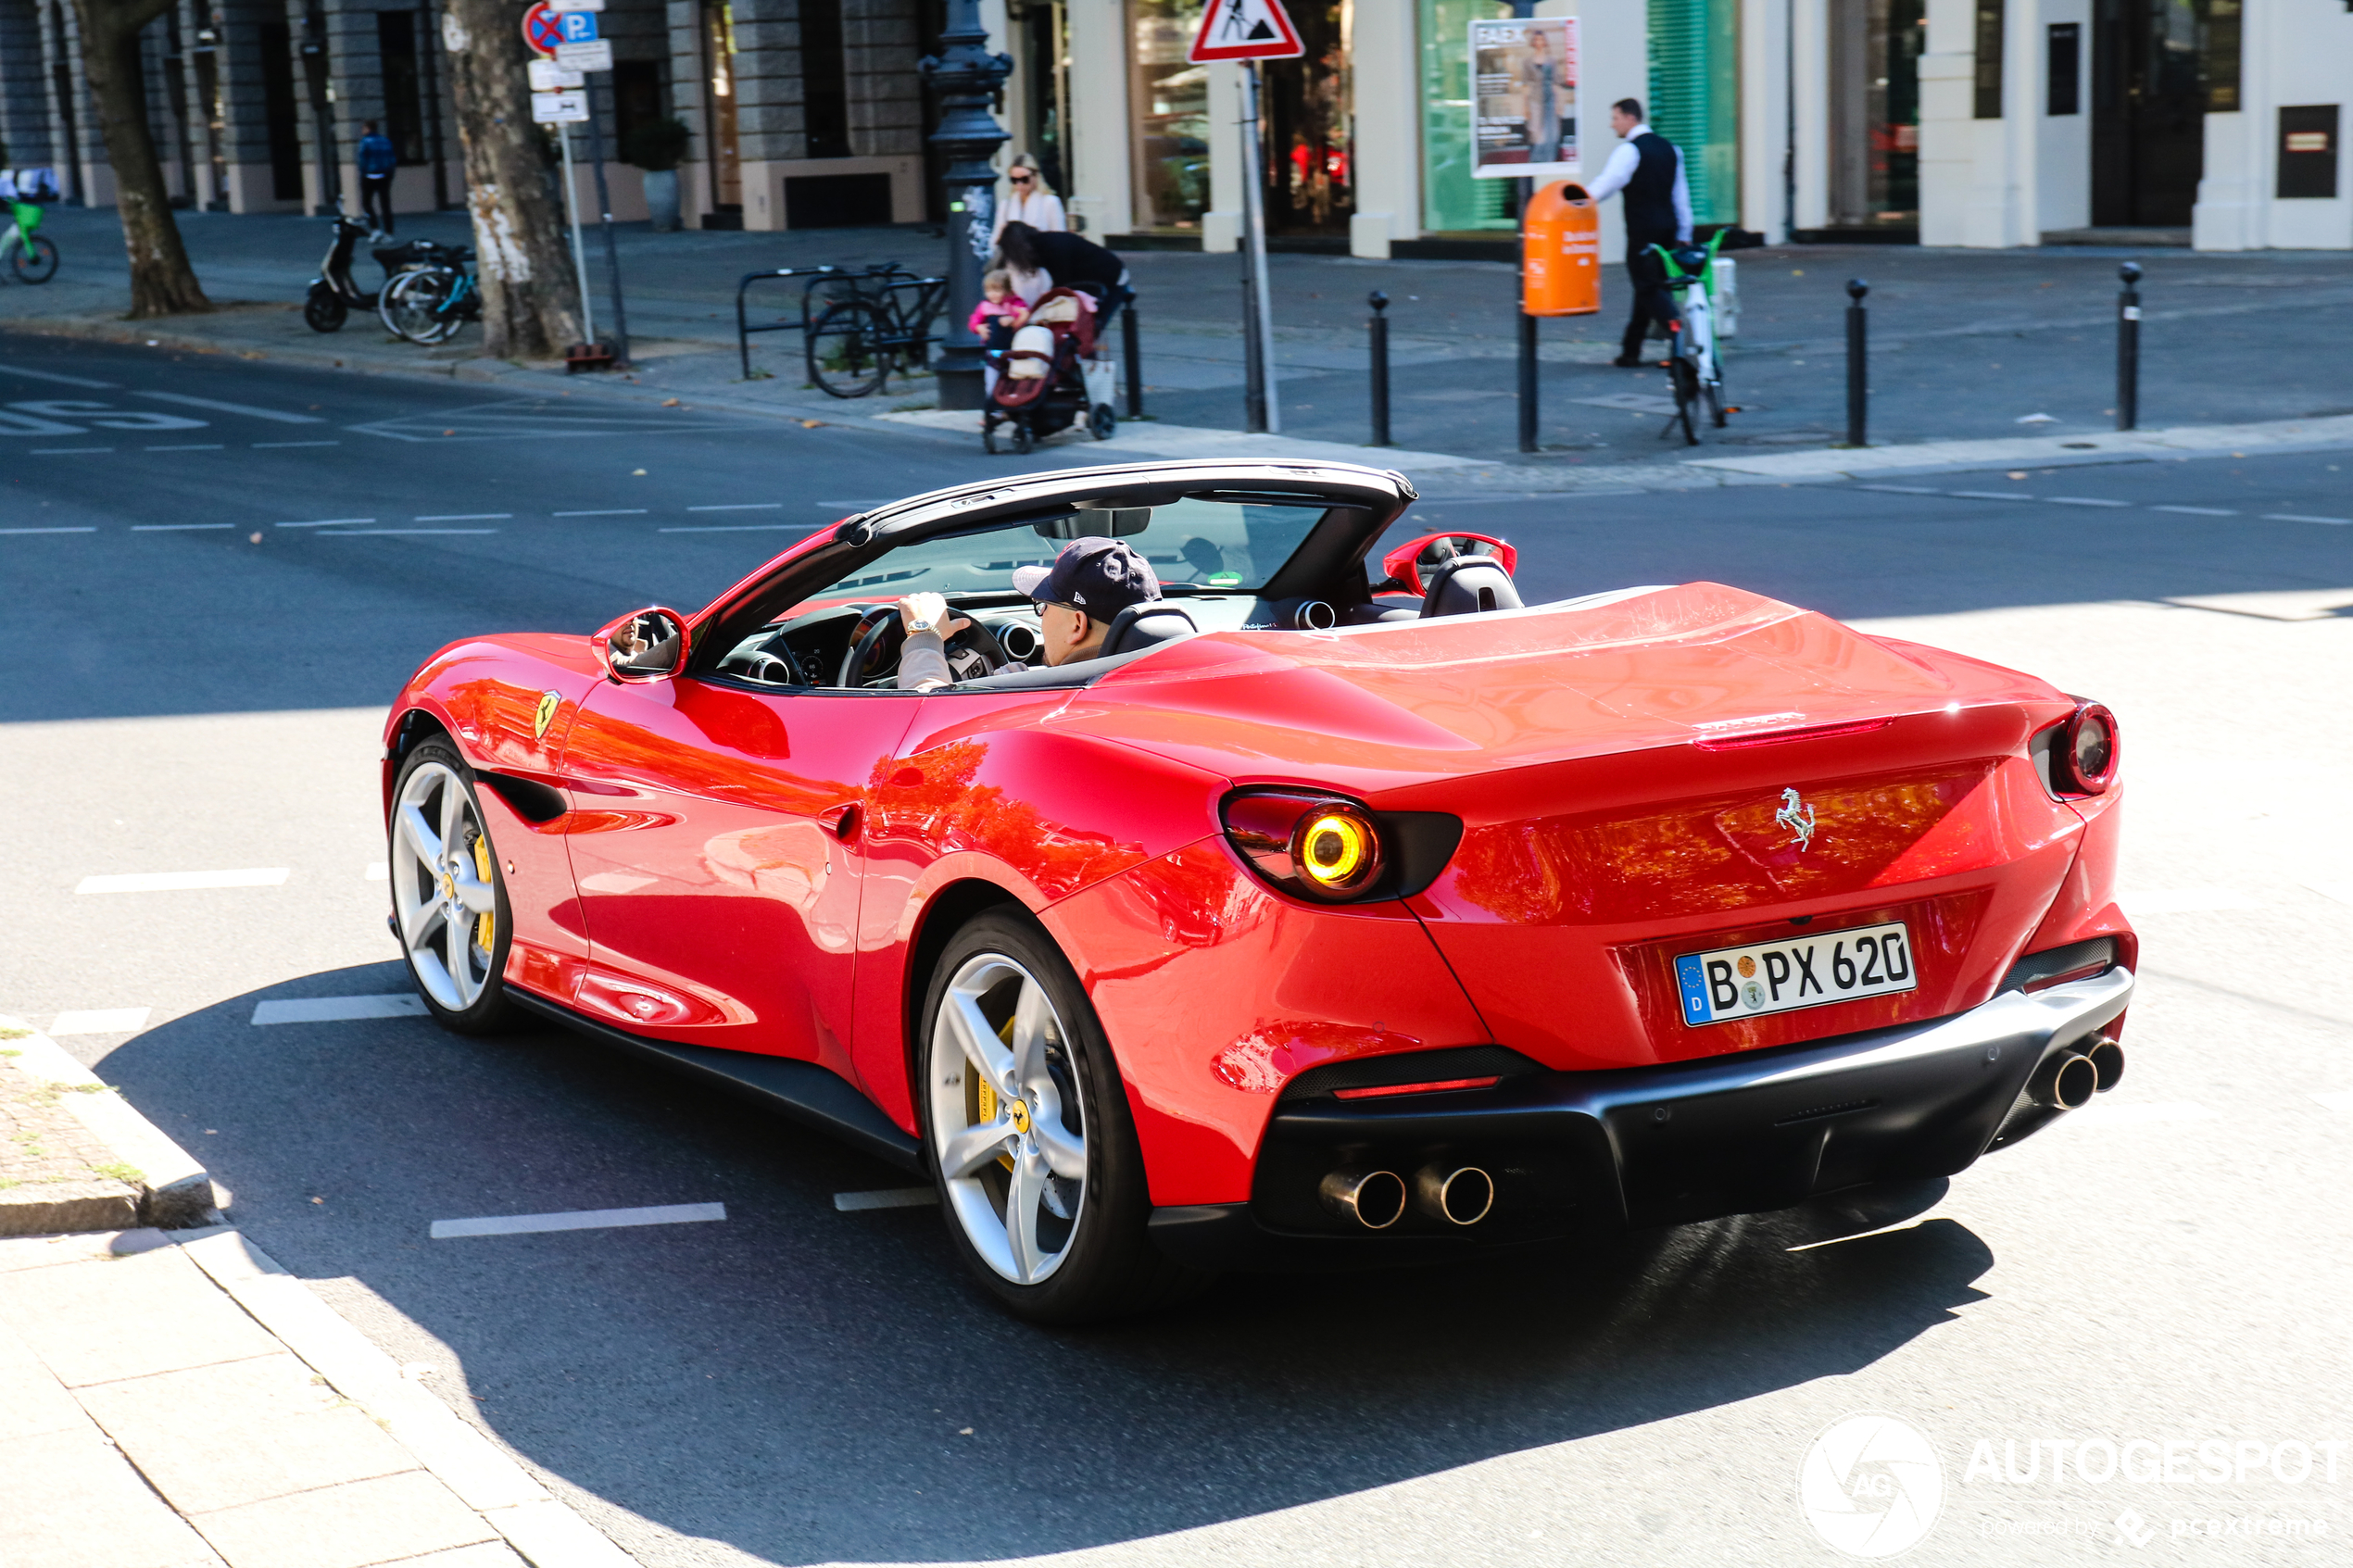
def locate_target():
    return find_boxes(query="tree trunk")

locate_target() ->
[439,0,583,358]
[72,0,209,318]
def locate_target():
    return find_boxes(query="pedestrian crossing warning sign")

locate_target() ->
[1189,0,1304,62]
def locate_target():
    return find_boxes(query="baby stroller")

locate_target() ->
[981,283,1120,455]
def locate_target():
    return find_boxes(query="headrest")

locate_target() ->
[1101,601,1198,657]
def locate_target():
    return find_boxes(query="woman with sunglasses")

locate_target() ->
[989,152,1066,248]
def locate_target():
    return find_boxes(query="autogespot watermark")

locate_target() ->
[1797,1416,2344,1557]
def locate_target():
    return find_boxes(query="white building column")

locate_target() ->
[1738,0,1793,242]
[1348,0,1416,257]
[1915,0,1973,245]
[1791,0,1830,232]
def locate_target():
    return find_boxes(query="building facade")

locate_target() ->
[0,0,2338,251]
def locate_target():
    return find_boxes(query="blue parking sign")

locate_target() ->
[558,9,598,43]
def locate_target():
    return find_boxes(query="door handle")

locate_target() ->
[820,803,861,842]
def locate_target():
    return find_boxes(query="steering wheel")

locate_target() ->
[837,605,1013,687]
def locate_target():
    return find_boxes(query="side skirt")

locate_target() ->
[505,989,925,1173]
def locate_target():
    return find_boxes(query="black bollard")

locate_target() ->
[1368,290,1392,447]
[1517,312,1539,453]
[1122,304,1143,419]
[2116,261,2142,432]
[1844,279,1869,448]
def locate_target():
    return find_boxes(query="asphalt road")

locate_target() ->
[5,332,2351,1567]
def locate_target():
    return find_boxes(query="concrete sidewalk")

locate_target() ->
[7,205,2350,483]
[0,1225,635,1568]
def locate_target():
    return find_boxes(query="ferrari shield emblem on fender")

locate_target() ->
[1774,787,1818,851]
[533,690,562,742]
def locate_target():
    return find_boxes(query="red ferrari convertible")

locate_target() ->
[383,459,2133,1321]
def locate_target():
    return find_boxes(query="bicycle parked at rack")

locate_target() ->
[378,245,482,345]
[0,166,62,283]
[1649,229,1731,445]
[804,265,949,398]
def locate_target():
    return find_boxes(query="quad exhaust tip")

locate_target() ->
[1414,1163,1494,1226]
[1320,1168,1408,1230]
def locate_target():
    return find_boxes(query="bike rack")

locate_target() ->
[735,266,843,381]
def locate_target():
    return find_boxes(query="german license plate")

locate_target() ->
[1674,922,1916,1025]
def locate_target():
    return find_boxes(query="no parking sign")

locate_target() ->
[521,2,565,56]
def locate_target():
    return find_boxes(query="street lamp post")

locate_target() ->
[920,0,1012,412]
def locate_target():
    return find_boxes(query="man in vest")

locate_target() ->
[1584,98,1694,367]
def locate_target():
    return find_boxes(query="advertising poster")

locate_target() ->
[1470,16,1579,180]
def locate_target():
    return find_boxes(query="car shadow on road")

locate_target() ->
[101,967,1991,1566]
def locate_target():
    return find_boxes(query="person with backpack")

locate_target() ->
[358,121,398,240]
[1583,98,1693,368]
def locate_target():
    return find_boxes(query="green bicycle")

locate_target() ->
[1647,229,1730,445]
[2,199,58,284]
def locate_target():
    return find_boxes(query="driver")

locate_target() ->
[895,535,1162,690]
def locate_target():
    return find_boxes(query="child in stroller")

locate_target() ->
[981,282,1120,456]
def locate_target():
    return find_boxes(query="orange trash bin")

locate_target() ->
[1522,181,1601,317]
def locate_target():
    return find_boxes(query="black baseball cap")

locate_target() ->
[1012,536,1162,618]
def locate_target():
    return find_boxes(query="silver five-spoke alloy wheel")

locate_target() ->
[393,759,499,1013]
[927,954,1089,1285]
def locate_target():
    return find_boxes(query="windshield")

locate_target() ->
[801,497,1327,607]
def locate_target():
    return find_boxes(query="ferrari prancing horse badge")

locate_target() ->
[534,690,562,741]
[1775,787,1818,851]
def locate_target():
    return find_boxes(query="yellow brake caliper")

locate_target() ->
[976,1015,1016,1171]
[471,833,496,952]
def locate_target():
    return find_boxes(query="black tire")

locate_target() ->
[1670,355,1700,445]
[383,268,460,344]
[11,233,58,284]
[1090,403,1115,441]
[918,911,1212,1323]
[304,288,347,332]
[387,739,519,1035]
[806,300,890,398]
[1706,378,1728,428]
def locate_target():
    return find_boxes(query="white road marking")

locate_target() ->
[1856,484,1944,495]
[686,503,784,512]
[76,868,289,894]
[554,508,648,517]
[133,391,324,423]
[430,1202,726,1239]
[1948,490,2038,502]
[330,528,499,535]
[0,526,96,534]
[2312,1091,2353,1113]
[659,523,821,534]
[132,523,233,532]
[30,447,111,455]
[413,513,512,521]
[2152,505,2237,517]
[50,1008,152,1035]
[2122,888,2258,915]
[2045,496,2132,508]
[2068,1102,2218,1129]
[145,443,225,452]
[276,518,374,528]
[252,440,343,450]
[366,861,388,880]
[0,363,116,388]
[835,1188,937,1212]
[2265,513,2351,526]
[252,995,427,1025]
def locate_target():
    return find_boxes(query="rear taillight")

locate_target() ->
[1222,791,1390,901]
[2054,702,2119,794]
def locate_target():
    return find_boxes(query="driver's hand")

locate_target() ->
[895,593,969,639]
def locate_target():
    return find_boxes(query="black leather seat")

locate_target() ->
[1101,601,1198,655]
[1419,558,1523,617]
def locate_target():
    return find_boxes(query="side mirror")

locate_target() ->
[1377,533,1518,597]
[598,607,689,682]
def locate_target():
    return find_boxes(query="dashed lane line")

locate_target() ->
[686,502,785,512]
[132,390,325,423]
[145,443,224,452]
[330,528,499,536]
[252,440,342,449]
[430,1202,726,1239]
[836,1188,937,1211]
[75,868,289,893]
[252,995,427,1025]
[1947,490,2039,502]
[29,446,110,455]
[2153,505,2238,516]
[0,526,96,534]
[554,508,648,517]
[132,523,233,532]
[2045,496,2132,508]
[2266,512,2350,525]
[276,518,374,528]
[413,512,513,521]
[49,1008,152,1035]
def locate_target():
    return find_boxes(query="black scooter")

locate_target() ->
[304,208,409,332]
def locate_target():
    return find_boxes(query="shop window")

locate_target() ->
[377,11,424,165]
[1417,0,1513,233]
[2277,107,2338,199]
[1973,0,2004,119]
[803,0,850,158]
[1127,0,1208,230]
[259,21,303,201]
[2047,23,2080,116]
[1648,0,1741,224]
[703,0,740,213]
[1258,0,1353,235]
[1828,0,1923,228]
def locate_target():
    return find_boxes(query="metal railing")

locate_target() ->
[735,266,844,381]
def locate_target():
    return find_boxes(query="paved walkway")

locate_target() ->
[6,207,2349,483]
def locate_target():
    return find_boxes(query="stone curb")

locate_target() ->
[172,1227,637,1568]
[0,1016,221,1230]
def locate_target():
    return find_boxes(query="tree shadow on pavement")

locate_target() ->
[100,967,1991,1566]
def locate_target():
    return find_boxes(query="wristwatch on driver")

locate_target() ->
[906,616,937,634]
